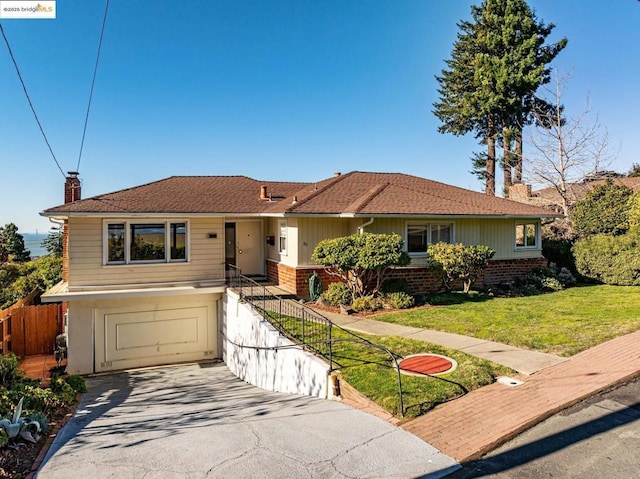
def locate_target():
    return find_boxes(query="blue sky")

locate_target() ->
[1,1,638,232]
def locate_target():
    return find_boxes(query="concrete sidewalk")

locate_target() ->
[316,309,566,375]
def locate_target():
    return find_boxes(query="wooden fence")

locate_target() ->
[0,290,63,356]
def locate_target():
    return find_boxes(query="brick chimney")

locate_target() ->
[260,185,268,200]
[65,171,81,204]
[508,183,532,202]
[62,172,81,284]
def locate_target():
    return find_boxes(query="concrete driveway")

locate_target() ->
[36,362,458,478]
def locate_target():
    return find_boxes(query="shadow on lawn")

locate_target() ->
[422,291,493,306]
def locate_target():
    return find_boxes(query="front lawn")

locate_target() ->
[261,308,512,418]
[332,331,513,418]
[373,285,640,357]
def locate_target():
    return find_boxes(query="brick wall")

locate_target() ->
[266,260,337,296]
[268,256,549,297]
[483,257,548,285]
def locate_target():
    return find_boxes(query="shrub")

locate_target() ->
[0,354,23,388]
[542,237,576,272]
[629,192,640,230]
[427,243,495,293]
[557,267,577,287]
[13,385,64,414]
[572,180,633,236]
[49,376,77,404]
[322,282,352,307]
[380,278,410,294]
[572,230,640,285]
[312,233,410,298]
[383,292,415,309]
[64,375,87,394]
[351,296,383,312]
[514,267,566,295]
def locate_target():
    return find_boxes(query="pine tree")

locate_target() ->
[434,0,567,195]
[41,227,63,256]
[0,223,31,263]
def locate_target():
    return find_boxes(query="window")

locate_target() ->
[278,220,287,255]
[107,224,125,263]
[406,222,453,254]
[105,221,188,264]
[515,222,538,248]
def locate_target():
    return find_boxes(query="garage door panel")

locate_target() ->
[95,302,217,373]
[114,316,199,351]
[105,307,207,362]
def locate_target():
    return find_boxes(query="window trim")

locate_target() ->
[405,221,455,256]
[278,220,288,256]
[514,221,540,250]
[103,220,190,265]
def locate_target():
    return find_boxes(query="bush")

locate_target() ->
[557,267,577,287]
[12,385,64,414]
[515,267,565,295]
[542,237,576,272]
[383,292,415,309]
[381,278,410,294]
[351,296,383,312]
[427,243,495,293]
[572,180,633,236]
[322,282,352,306]
[312,233,410,298]
[573,230,640,285]
[65,375,87,394]
[0,354,23,388]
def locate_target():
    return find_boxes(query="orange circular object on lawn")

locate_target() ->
[399,353,457,376]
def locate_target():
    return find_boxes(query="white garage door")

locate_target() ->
[94,301,217,373]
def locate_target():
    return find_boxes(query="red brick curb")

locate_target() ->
[25,404,78,479]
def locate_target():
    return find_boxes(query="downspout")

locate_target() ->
[357,218,374,234]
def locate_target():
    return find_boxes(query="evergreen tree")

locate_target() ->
[0,223,31,263]
[41,227,63,256]
[434,0,567,195]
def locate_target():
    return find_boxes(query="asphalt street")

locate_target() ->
[447,376,640,478]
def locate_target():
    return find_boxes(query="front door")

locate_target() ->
[234,221,263,275]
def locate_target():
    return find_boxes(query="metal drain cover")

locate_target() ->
[497,376,524,387]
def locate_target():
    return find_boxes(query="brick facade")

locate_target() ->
[267,257,548,298]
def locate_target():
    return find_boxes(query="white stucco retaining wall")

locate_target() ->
[223,290,330,399]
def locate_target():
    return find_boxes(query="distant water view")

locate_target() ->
[22,233,48,258]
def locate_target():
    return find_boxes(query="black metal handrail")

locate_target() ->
[225,265,406,416]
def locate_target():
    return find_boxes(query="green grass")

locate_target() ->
[374,285,640,357]
[260,308,512,418]
[332,330,513,418]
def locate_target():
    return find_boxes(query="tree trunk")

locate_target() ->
[515,128,523,183]
[503,128,513,196]
[486,136,496,196]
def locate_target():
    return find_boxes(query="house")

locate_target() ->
[41,171,555,375]
[509,177,640,212]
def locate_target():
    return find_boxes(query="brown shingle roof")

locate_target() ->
[43,171,555,218]
[43,176,309,215]
[533,177,640,204]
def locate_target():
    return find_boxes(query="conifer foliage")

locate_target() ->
[434,0,567,195]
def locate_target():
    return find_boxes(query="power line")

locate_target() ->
[0,22,66,179]
[76,0,110,173]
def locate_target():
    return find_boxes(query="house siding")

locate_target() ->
[293,216,542,266]
[297,217,352,266]
[67,217,225,289]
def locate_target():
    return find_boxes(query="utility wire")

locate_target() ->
[76,0,110,173]
[0,22,66,178]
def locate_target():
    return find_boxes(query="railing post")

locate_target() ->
[328,323,333,370]
[301,308,305,344]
